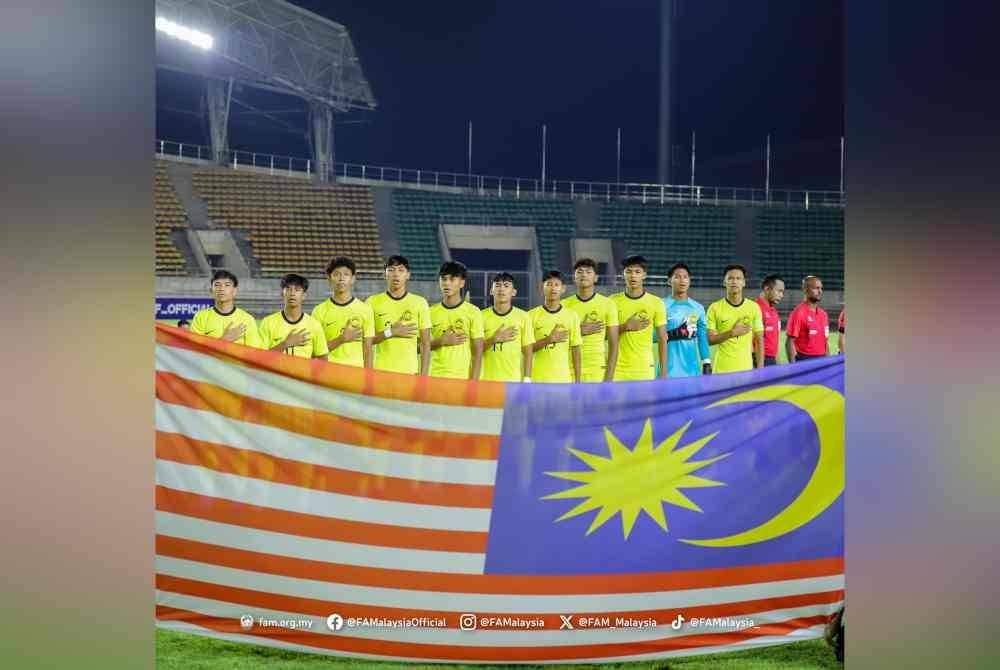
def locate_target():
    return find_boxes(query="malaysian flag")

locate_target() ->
[154,323,844,663]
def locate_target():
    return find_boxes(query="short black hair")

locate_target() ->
[723,264,748,279]
[176,319,190,328]
[622,255,648,271]
[542,269,564,282]
[761,273,785,289]
[384,255,410,270]
[573,258,598,272]
[211,269,239,287]
[326,256,356,276]
[491,272,515,287]
[667,262,691,279]
[281,273,309,291]
[438,260,468,279]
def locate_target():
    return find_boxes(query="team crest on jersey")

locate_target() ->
[348,316,362,329]
[586,310,600,323]
[401,310,414,322]
[637,309,649,321]
[452,320,466,333]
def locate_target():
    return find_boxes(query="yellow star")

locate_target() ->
[541,419,729,539]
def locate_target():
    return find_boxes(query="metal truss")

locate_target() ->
[155,0,376,112]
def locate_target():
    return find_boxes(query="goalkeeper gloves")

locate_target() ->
[666,324,694,341]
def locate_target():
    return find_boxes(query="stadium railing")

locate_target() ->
[156,139,844,210]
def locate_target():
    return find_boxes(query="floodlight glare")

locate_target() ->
[156,16,214,50]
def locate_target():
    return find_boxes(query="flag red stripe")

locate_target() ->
[156,534,843,595]
[157,573,843,629]
[156,325,506,408]
[156,370,500,460]
[156,432,494,509]
[155,605,831,661]
[156,487,488,553]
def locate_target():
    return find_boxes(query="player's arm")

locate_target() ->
[604,325,620,382]
[362,309,375,368]
[785,311,799,363]
[431,329,468,350]
[697,313,711,372]
[752,307,765,367]
[470,338,483,379]
[418,328,431,375]
[363,337,373,368]
[571,345,581,382]
[531,326,558,352]
[655,324,668,378]
[269,328,308,353]
[312,322,330,359]
[373,320,416,344]
[520,314,535,380]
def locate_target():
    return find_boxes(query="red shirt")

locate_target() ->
[786,302,830,356]
[756,296,781,357]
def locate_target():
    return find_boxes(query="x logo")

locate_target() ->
[559,615,574,630]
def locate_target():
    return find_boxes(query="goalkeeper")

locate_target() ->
[656,263,712,377]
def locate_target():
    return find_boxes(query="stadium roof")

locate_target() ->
[154,0,376,112]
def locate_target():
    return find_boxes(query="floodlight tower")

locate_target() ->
[155,0,376,182]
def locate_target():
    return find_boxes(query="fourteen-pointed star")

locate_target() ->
[542,419,729,538]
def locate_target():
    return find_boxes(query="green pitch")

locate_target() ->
[157,629,840,669]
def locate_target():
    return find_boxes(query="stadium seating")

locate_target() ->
[391,189,577,276]
[191,169,382,277]
[598,201,738,279]
[752,208,844,290]
[155,160,190,276]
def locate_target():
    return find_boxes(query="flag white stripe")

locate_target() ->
[155,555,844,613]
[157,511,486,574]
[156,590,839,647]
[156,461,492,532]
[156,618,826,665]
[156,401,498,486]
[156,344,504,435]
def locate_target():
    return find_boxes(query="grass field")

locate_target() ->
[157,629,841,669]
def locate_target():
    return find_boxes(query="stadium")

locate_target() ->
[153,1,845,667]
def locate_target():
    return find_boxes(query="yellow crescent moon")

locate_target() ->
[680,384,844,547]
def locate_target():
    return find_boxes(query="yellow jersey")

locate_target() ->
[562,292,619,382]
[528,304,582,383]
[706,297,764,373]
[189,306,263,349]
[257,311,329,359]
[366,291,432,374]
[480,305,534,382]
[310,297,375,367]
[428,301,485,379]
[610,291,667,381]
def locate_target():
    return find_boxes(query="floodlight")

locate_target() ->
[156,16,214,50]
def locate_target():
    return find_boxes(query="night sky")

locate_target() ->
[156,0,842,190]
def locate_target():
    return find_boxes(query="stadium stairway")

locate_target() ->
[371,186,401,259]
[164,161,211,229]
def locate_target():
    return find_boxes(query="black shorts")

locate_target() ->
[795,353,824,362]
[764,356,778,367]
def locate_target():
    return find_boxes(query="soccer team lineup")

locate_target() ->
[178,254,844,381]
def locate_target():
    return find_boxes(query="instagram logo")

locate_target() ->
[459,614,477,631]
